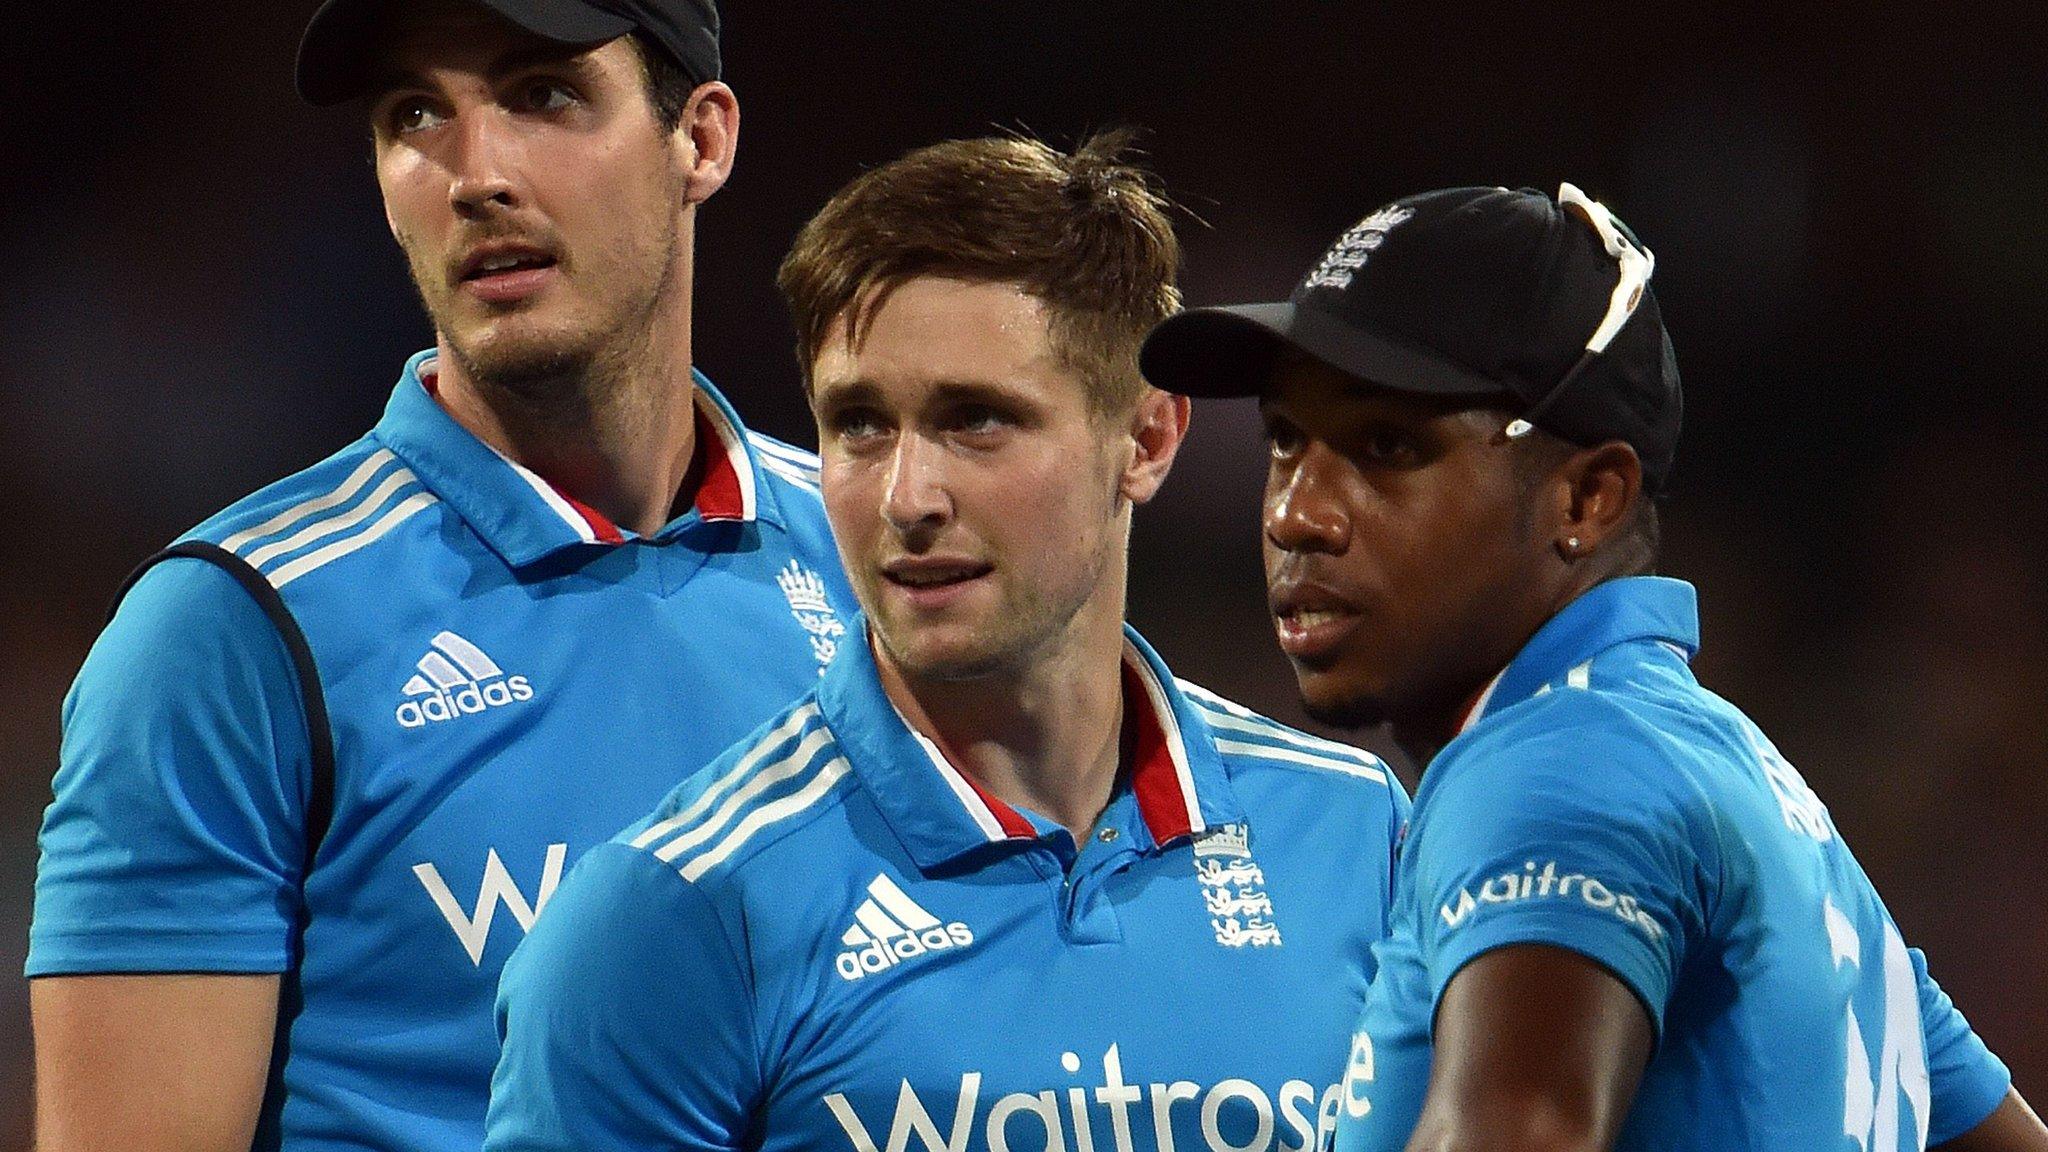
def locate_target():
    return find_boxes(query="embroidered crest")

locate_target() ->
[1194,822,1281,947]
[777,560,847,674]
[1302,204,1414,291]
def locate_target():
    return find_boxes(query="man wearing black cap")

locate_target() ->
[28,3,854,1151]
[1141,186,2045,1151]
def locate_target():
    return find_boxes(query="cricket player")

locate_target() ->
[484,133,1410,1152]
[28,2,854,1150]
[1139,184,2047,1151]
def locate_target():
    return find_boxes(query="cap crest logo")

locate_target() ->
[1302,205,1414,291]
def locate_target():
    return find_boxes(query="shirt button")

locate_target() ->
[1097,827,1119,843]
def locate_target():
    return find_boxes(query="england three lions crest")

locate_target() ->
[1194,823,1281,947]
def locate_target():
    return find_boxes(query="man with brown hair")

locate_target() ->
[29,2,853,1151]
[484,133,1410,1152]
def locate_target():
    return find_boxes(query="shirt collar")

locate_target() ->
[370,349,779,569]
[1461,576,1700,733]
[820,619,1239,870]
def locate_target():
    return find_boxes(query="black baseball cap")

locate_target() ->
[297,0,721,106]
[1141,184,1682,493]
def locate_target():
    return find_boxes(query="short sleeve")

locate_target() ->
[1912,948,2012,1145]
[29,557,313,976]
[487,842,759,1152]
[1414,707,1704,1036]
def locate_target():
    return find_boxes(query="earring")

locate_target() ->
[1567,536,1580,550]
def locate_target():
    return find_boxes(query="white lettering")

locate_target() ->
[412,842,567,965]
[1149,1081,1200,1152]
[1478,873,1520,903]
[869,1075,980,1152]
[1068,1088,1097,1152]
[1277,1080,1316,1152]
[1314,1084,1342,1152]
[1438,889,1477,929]
[822,1051,1345,1152]
[1437,863,1665,943]
[1200,1079,1273,1152]
[837,921,975,981]
[989,1091,1065,1152]
[1341,1033,1374,1119]
[1094,1045,1141,1152]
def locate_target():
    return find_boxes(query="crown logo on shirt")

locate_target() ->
[778,560,846,674]
[1193,822,1281,948]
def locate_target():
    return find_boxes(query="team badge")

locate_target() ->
[1194,823,1281,947]
[778,560,847,674]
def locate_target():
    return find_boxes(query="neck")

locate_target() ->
[1391,677,1494,770]
[878,566,1133,840]
[1397,570,1607,770]
[432,239,699,537]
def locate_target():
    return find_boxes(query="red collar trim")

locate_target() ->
[905,645,1203,847]
[690,405,747,521]
[422,362,754,538]
[960,774,1038,840]
[1122,654,1201,844]
[551,489,626,545]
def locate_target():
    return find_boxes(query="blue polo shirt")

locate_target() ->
[487,625,1411,1152]
[1334,577,2011,1152]
[30,350,856,1152]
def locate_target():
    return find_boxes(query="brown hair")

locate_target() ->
[777,129,1182,415]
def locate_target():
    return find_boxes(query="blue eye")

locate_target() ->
[956,405,1009,435]
[829,408,885,442]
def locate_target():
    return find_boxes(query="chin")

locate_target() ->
[873,626,1004,685]
[437,306,602,389]
[1293,670,1389,731]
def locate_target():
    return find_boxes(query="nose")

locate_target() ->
[447,107,520,218]
[882,433,950,537]
[1264,442,1352,556]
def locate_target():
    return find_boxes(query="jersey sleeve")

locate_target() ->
[29,557,313,976]
[487,842,760,1152]
[1412,703,1708,1037]
[1911,948,2012,1145]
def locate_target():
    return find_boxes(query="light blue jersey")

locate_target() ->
[30,350,856,1152]
[1335,577,2010,1152]
[488,625,1410,1152]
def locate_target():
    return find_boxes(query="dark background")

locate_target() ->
[3,3,2044,1145]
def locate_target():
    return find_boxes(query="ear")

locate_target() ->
[675,81,739,205]
[1119,388,1191,506]
[1553,440,1642,560]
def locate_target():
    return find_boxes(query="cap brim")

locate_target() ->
[1141,300,1513,400]
[297,0,635,105]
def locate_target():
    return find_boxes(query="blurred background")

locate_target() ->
[3,1,2044,1144]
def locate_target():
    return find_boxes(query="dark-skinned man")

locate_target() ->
[1140,184,2046,1152]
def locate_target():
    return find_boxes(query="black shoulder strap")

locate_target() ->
[111,541,336,872]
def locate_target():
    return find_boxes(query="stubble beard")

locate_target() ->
[874,479,1124,690]
[420,229,680,439]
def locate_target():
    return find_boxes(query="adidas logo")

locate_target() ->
[395,631,534,729]
[834,874,972,982]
